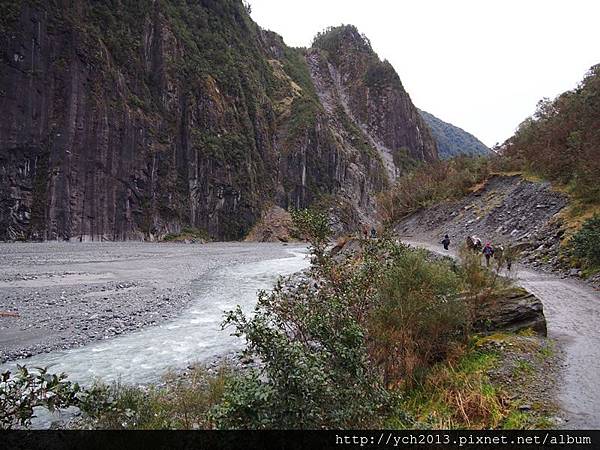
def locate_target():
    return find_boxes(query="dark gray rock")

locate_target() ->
[473,287,547,336]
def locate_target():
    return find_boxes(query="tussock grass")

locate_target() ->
[389,348,508,429]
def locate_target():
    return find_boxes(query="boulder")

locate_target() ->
[330,237,362,261]
[245,206,294,243]
[473,287,547,336]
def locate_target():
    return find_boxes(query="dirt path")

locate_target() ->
[403,238,600,429]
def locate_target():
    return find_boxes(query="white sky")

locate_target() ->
[248,0,600,147]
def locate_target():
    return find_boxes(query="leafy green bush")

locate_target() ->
[290,208,331,262]
[0,366,81,429]
[214,210,389,428]
[570,214,600,268]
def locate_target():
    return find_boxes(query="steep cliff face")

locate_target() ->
[311,26,438,172]
[0,3,436,241]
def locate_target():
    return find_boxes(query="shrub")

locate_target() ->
[570,214,600,268]
[457,245,514,326]
[79,367,231,429]
[368,249,468,387]
[213,210,389,428]
[0,366,81,429]
[290,208,332,263]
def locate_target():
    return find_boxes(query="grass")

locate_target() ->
[386,330,560,430]
[558,201,600,238]
[387,346,508,429]
[80,367,231,429]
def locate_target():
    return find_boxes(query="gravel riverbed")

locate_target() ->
[0,242,303,363]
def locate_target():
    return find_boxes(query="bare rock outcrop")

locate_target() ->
[245,205,294,243]
[473,287,547,336]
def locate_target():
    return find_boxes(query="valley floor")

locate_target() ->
[402,238,600,429]
[0,242,306,364]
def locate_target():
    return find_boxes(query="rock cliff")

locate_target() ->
[0,2,437,241]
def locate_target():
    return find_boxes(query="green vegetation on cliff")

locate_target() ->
[420,109,491,159]
[3,2,424,241]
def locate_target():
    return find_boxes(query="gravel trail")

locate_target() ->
[403,238,600,429]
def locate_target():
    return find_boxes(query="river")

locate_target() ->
[1,243,309,386]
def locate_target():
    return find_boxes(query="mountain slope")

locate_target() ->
[0,2,436,241]
[502,64,600,202]
[419,109,490,159]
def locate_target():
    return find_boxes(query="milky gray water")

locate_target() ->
[1,246,309,386]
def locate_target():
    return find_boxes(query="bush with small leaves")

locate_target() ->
[0,366,81,429]
[570,214,600,268]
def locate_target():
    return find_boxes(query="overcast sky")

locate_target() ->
[248,0,600,147]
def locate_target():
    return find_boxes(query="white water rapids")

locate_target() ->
[1,248,309,386]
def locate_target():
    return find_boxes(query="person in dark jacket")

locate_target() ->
[482,242,494,267]
[441,234,450,250]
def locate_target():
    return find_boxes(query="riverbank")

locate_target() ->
[0,242,306,363]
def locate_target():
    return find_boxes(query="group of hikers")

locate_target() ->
[441,234,513,270]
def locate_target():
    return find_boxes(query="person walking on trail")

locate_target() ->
[370,227,377,239]
[483,242,494,267]
[506,253,513,271]
[441,234,451,250]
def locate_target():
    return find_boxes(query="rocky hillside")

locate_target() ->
[419,109,490,158]
[0,2,436,241]
[396,175,571,272]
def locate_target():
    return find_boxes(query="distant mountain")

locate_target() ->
[419,110,490,159]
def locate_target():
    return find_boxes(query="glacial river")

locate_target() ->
[1,246,309,386]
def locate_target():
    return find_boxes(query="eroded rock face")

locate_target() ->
[396,175,568,248]
[0,5,436,241]
[311,26,438,177]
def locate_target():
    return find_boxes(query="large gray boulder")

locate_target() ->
[473,287,547,336]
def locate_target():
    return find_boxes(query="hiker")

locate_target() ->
[362,226,368,240]
[506,254,513,271]
[370,227,377,239]
[482,242,494,267]
[505,245,515,271]
[466,235,482,252]
[495,245,504,265]
[441,234,450,250]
